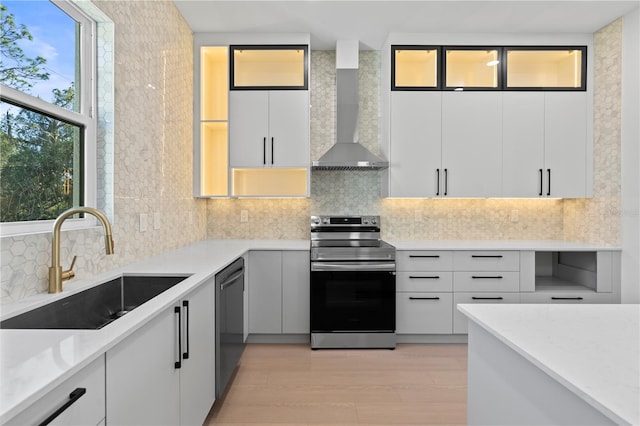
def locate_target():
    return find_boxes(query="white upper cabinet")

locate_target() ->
[503,92,546,197]
[544,92,588,198]
[441,92,503,197]
[230,91,309,168]
[503,92,589,198]
[194,35,310,198]
[382,36,592,199]
[388,91,442,197]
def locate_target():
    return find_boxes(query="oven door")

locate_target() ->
[310,262,396,333]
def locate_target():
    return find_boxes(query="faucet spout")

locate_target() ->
[49,207,115,293]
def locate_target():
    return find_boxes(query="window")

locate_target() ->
[230,45,308,90]
[504,47,586,90]
[0,0,96,234]
[444,47,501,89]
[391,46,440,90]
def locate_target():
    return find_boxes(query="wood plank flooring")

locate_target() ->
[204,343,468,425]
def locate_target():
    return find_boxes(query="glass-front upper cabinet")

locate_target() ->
[230,45,308,90]
[391,46,440,90]
[504,47,586,90]
[444,47,501,89]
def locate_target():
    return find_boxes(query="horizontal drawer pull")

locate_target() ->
[551,297,584,300]
[409,255,440,258]
[409,296,441,300]
[471,297,504,300]
[39,387,86,426]
[471,276,503,279]
[409,275,440,279]
[471,255,504,258]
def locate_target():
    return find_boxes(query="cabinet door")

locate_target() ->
[544,92,588,197]
[7,357,105,426]
[180,280,215,426]
[389,92,442,197]
[502,92,545,197]
[453,292,520,334]
[106,308,180,426]
[442,92,502,197]
[282,251,310,333]
[249,251,282,333]
[396,292,453,334]
[269,91,310,167]
[229,91,269,167]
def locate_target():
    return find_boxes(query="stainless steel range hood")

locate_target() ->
[312,41,389,171]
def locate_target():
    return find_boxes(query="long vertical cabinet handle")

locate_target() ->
[539,169,544,196]
[174,306,182,369]
[547,169,551,196]
[271,137,274,165]
[38,388,86,426]
[436,169,440,196]
[263,137,266,165]
[444,169,448,196]
[182,300,190,360]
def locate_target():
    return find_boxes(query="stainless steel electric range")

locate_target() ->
[310,215,396,349]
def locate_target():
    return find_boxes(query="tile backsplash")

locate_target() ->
[0,5,623,304]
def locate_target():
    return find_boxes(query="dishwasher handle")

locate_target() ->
[220,269,244,290]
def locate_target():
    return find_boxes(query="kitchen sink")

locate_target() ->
[0,274,190,330]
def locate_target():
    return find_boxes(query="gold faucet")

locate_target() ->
[49,207,115,293]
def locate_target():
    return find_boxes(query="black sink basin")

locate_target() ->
[0,275,190,330]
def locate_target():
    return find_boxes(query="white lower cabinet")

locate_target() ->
[453,292,521,334]
[249,250,310,335]
[397,249,617,336]
[6,357,105,426]
[106,280,215,426]
[520,292,612,304]
[396,251,454,335]
[282,251,311,334]
[396,292,453,334]
[453,272,520,292]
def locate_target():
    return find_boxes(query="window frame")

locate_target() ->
[390,45,442,91]
[502,45,587,91]
[0,0,97,236]
[442,45,503,91]
[229,44,309,91]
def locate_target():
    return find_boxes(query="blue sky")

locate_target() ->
[3,0,76,104]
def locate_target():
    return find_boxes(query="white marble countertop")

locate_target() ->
[458,303,640,425]
[390,240,620,251]
[0,239,308,423]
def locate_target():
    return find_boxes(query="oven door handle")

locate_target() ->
[311,262,396,272]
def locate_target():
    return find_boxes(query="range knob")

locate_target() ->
[370,218,377,225]
[312,217,320,225]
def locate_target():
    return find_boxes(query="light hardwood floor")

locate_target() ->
[205,343,468,425]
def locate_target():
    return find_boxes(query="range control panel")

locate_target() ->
[311,215,380,228]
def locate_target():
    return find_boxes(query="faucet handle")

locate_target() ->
[61,255,77,281]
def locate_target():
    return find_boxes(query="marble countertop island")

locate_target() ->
[459,303,640,425]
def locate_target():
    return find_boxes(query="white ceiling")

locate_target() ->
[173,0,639,50]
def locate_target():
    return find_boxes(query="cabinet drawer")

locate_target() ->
[7,356,105,426]
[453,292,520,334]
[397,251,453,271]
[453,251,519,271]
[454,271,519,292]
[396,292,453,334]
[397,272,453,292]
[520,292,612,304]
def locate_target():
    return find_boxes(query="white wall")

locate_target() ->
[621,7,640,303]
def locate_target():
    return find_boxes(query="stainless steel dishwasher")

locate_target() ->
[215,257,245,398]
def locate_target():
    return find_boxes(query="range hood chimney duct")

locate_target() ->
[312,40,389,171]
